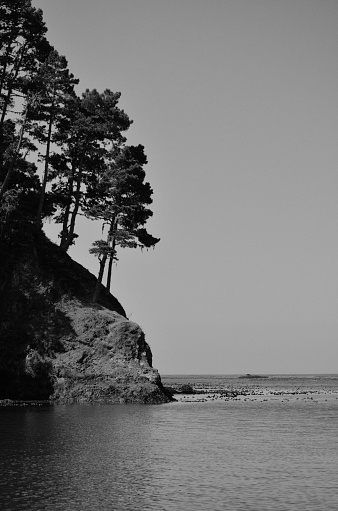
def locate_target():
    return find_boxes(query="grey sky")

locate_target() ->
[33,0,338,374]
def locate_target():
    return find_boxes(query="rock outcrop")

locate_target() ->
[0,232,172,404]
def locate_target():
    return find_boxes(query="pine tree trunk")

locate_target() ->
[106,217,117,292]
[0,43,26,133]
[0,37,15,169]
[0,34,15,98]
[61,148,85,251]
[60,164,75,249]
[106,237,116,292]
[106,253,113,292]
[93,254,107,303]
[0,105,28,200]
[36,110,54,226]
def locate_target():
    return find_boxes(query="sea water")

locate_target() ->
[1,374,338,511]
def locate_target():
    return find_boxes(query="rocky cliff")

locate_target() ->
[0,231,172,404]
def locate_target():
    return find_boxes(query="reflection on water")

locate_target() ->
[1,376,338,511]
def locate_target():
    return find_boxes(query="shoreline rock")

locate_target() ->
[0,232,172,404]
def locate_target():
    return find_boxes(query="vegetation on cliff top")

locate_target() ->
[0,1,172,403]
[0,0,159,301]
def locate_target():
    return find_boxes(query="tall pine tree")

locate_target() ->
[50,88,131,251]
[28,50,78,226]
[86,145,159,301]
[0,0,51,199]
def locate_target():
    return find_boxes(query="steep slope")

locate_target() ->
[0,231,172,403]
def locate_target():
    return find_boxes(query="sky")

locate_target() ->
[32,0,338,375]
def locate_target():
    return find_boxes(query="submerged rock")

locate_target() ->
[0,232,172,404]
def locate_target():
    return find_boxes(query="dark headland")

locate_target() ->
[0,1,171,405]
[0,231,173,404]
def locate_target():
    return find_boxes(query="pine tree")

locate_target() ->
[28,50,78,226]
[0,0,51,199]
[0,0,50,137]
[50,88,131,251]
[0,3,160,302]
[86,145,160,301]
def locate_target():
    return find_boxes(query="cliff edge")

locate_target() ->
[0,232,172,404]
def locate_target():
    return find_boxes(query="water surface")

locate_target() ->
[1,375,338,511]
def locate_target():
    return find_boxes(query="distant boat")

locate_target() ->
[238,374,269,379]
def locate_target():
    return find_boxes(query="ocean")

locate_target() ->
[1,374,338,511]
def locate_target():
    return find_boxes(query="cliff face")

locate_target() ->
[0,232,171,404]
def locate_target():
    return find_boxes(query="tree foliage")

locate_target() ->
[0,0,159,299]
[85,144,160,300]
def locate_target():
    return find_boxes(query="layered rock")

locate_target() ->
[0,232,172,404]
